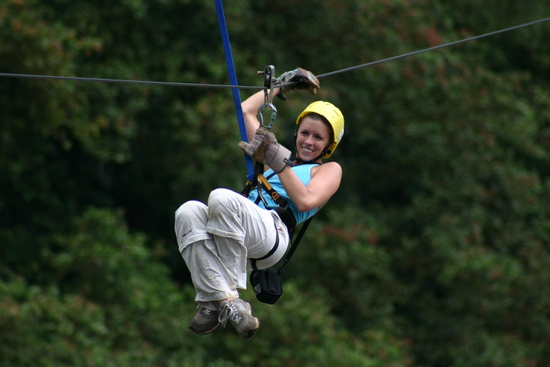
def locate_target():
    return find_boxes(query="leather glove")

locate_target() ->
[275,67,320,96]
[239,128,291,173]
[264,139,292,173]
[238,126,270,162]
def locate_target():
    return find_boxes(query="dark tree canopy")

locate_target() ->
[2,0,550,365]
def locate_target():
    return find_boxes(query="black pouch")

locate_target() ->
[250,268,282,304]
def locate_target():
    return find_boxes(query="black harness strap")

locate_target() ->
[242,161,318,272]
[277,216,313,275]
[250,220,280,271]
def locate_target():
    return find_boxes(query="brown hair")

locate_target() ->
[297,112,334,143]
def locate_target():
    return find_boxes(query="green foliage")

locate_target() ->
[3,0,550,365]
[0,208,189,366]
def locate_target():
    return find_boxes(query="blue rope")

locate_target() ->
[214,0,254,180]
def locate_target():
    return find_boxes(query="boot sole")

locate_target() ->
[189,321,221,335]
[239,318,260,340]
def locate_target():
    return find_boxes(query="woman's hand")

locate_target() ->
[275,68,320,95]
[239,127,291,173]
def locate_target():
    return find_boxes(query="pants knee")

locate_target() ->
[207,188,236,218]
[175,201,210,252]
[175,200,206,226]
[176,201,193,220]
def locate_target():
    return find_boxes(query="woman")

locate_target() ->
[174,68,344,340]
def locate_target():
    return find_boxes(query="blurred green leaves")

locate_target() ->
[2,0,550,365]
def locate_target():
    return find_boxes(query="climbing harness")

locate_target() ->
[238,65,317,304]
[215,1,315,294]
[247,165,315,304]
[214,4,309,297]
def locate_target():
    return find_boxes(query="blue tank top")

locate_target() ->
[247,164,319,224]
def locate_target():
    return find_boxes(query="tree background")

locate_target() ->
[2,0,550,366]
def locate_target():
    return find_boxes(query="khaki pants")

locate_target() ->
[175,188,289,304]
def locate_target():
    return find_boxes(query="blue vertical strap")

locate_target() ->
[214,0,254,180]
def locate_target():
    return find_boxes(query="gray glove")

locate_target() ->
[275,67,320,95]
[239,127,291,173]
[264,140,292,173]
[238,126,270,162]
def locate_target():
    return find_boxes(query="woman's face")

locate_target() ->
[295,116,332,162]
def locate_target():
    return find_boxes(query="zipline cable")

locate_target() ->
[0,17,549,88]
[0,72,264,90]
[214,0,254,179]
[317,16,550,78]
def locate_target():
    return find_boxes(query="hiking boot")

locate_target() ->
[218,298,260,340]
[189,303,221,335]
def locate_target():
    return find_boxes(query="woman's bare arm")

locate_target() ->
[277,162,342,212]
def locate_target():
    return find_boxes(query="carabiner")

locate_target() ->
[257,65,278,129]
[257,102,277,129]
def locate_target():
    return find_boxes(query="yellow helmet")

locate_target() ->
[296,101,345,158]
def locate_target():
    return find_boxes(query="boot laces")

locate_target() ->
[218,301,243,327]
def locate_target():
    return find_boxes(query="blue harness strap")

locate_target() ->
[214,0,254,180]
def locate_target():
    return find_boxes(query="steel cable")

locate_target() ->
[1,17,549,88]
